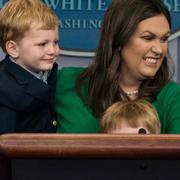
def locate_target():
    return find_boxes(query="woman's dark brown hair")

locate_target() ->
[77,0,172,117]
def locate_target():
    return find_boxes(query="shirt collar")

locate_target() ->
[9,57,49,80]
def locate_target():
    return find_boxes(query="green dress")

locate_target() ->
[55,67,180,134]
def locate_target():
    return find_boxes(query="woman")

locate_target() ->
[55,0,180,133]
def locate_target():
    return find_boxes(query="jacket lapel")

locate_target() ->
[4,56,51,102]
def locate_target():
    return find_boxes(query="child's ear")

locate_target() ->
[5,40,19,59]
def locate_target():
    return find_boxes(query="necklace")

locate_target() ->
[125,89,139,96]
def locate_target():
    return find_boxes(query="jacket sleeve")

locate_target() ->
[0,105,17,133]
[0,80,18,133]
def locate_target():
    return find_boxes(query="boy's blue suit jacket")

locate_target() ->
[0,56,58,133]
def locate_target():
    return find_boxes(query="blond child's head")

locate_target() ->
[101,99,160,134]
[0,0,60,73]
[0,0,59,53]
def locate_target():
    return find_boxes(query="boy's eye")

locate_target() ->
[54,40,59,45]
[37,42,46,46]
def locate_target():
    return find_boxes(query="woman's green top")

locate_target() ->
[55,67,180,134]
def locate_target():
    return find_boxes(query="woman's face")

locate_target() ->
[120,14,170,82]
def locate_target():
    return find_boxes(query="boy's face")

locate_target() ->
[12,24,60,72]
[108,121,150,134]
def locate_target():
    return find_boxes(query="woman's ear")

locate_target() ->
[5,40,19,59]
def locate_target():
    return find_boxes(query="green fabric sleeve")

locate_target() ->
[55,67,100,133]
[153,81,180,134]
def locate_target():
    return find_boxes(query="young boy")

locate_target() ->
[0,0,60,133]
[101,99,160,134]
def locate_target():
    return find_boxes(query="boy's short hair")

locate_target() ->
[101,99,160,134]
[0,0,59,52]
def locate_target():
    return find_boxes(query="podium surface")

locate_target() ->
[0,134,180,180]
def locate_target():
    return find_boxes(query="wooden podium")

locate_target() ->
[0,134,180,180]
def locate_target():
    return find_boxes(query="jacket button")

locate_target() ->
[52,120,57,126]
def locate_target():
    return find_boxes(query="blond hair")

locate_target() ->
[101,99,160,134]
[0,0,59,52]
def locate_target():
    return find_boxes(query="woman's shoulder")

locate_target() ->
[156,81,180,102]
[56,67,87,90]
[57,67,86,79]
[159,81,180,95]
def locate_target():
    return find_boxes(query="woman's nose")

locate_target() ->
[151,40,163,54]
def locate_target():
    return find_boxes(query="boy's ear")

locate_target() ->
[5,40,19,59]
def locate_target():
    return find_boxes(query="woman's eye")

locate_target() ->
[141,36,153,41]
[161,36,169,43]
